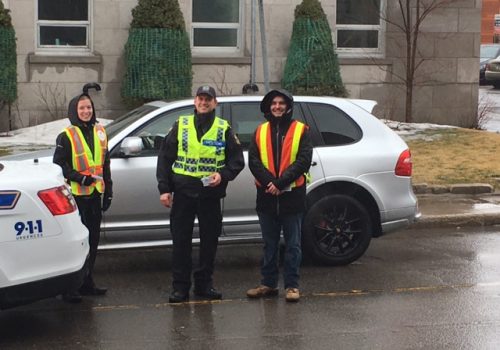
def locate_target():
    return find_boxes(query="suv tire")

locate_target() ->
[303,194,372,266]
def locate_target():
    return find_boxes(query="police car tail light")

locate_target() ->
[38,186,77,216]
[395,149,412,177]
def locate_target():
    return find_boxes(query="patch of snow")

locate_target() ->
[473,203,500,213]
[381,119,457,141]
[382,119,456,133]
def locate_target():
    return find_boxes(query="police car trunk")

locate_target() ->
[0,160,89,309]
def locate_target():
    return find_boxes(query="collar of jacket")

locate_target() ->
[194,109,216,137]
[265,111,293,128]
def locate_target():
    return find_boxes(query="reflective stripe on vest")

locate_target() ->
[64,124,107,196]
[256,120,307,188]
[173,115,228,178]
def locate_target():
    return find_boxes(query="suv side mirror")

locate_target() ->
[120,136,143,157]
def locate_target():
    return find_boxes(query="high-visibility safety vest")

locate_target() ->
[172,115,229,178]
[255,120,308,189]
[64,124,107,196]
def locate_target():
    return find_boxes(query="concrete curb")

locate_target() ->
[410,213,500,229]
[409,184,500,228]
[413,183,495,195]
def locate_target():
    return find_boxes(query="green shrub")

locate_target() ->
[0,1,16,104]
[131,0,185,29]
[122,0,192,107]
[282,0,347,97]
[294,0,325,20]
[0,0,12,27]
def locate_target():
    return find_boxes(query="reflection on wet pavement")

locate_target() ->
[418,194,500,215]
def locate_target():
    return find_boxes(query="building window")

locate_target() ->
[191,0,243,55]
[36,0,91,54]
[335,0,384,56]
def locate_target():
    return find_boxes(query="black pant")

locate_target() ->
[75,195,102,288]
[170,193,222,293]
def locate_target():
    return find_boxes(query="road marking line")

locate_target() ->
[88,282,500,312]
[477,281,500,287]
[154,300,232,308]
[313,284,469,297]
[92,304,140,311]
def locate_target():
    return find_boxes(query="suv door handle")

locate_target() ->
[311,161,317,166]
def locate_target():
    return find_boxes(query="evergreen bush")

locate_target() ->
[282,0,347,97]
[0,0,11,26]
[131,0,185,29]
[0,0,17,104]
[122,0,192,108]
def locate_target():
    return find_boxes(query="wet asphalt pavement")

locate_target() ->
[2,227,500,349]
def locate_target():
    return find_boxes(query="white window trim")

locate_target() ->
[335,0,386,58]
[35,0,93,56]
[191,0,244,57]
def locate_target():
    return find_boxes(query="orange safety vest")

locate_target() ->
[255,120,307,188]
[64,123,107,196]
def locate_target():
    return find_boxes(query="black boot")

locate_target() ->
[79,280,107,296]
[62,291,82,303]
[168,290,189,303]
[194,287,222,300]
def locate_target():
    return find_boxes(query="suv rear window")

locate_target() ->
[307,103,362,146]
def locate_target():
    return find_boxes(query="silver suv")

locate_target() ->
[8,95,419,266]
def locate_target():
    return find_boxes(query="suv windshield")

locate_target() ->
[106,105,159,139]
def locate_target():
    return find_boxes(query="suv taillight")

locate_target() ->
[38,185,77,216]
[395,149,412,176]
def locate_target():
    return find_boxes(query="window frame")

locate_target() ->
[190,0,244,57]
[334,0,386,58]
[35,0,93,55]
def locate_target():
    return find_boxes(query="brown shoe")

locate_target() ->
[285,288,300,302]
[246,285,279,298]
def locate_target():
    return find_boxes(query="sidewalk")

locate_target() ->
[411,184,500,229]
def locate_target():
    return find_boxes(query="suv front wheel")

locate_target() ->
[303,194,372,266]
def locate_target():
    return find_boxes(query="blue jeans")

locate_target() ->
[257,212,303,289]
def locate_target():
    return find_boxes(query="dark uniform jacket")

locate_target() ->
[156,110,244,199]
[53,93,113,198]
[248,90,313,216]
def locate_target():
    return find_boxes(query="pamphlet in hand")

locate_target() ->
[201,176,212,187]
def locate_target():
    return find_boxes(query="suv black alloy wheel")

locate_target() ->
[303,194,372,266]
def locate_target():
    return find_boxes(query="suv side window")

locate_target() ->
[307,103,362,146]
[113,106,202,157]
[230,102,304,149]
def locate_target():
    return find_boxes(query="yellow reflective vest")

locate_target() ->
[172,115,228,178]
[64,124,107,196]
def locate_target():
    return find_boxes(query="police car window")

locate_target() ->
[230,102,304,149]
[307,103,361,146]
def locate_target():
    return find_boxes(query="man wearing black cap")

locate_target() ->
[157,85,244,303]
[246,89,312,302]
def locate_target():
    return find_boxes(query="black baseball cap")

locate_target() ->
[196,85,216,99]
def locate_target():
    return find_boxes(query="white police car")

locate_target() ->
[0,160,89,309]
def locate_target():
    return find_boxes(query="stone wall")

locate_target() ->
[0,0,481,131]
[379,0,481,126]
